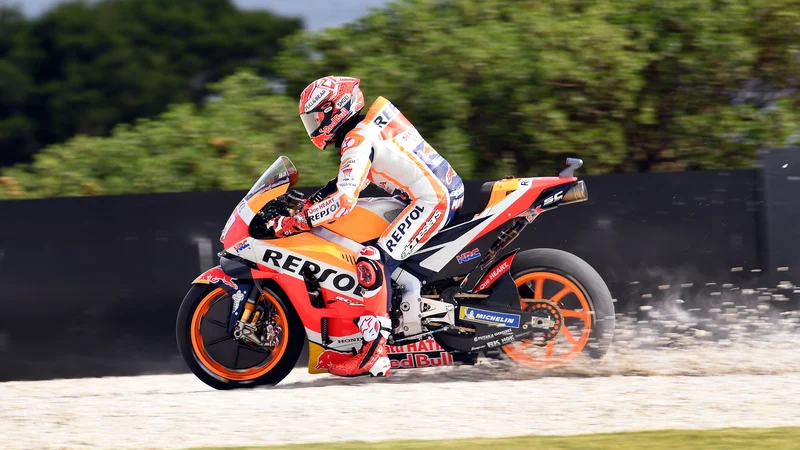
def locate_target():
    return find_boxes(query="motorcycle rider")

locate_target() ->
[267,75,464,377]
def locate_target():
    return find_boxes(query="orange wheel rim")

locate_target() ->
[190,288,289,381]
[502,272,593,368]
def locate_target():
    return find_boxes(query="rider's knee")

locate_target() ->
[357,246,384,298]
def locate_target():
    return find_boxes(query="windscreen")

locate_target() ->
[245,156,299,201]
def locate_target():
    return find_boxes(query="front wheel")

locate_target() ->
[501,248,615,368]
[176,284,304,390]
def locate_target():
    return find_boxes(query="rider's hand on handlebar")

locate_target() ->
[268,214,311,238]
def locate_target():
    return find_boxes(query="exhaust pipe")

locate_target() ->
[561,180,588,204]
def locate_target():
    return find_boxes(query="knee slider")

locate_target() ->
[356,257,384,291]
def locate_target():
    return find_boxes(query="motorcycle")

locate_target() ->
[176,156,615,389]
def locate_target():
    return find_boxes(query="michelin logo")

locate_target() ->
[459,307,520,328]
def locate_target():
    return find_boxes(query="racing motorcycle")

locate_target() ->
[176,156,615,389]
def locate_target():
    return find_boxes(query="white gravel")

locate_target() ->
[2,366,800,450]
[3,305,800,450]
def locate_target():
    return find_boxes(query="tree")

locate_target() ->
[3,0,799,200]
[0,71,330,199]
[0,6,37,167]
[0,0,302,168]
[277,0,800,177]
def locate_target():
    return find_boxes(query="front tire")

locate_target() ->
[501,248,615,368]
[176,284,305,390]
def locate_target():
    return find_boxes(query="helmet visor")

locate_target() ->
[300,111,325,137]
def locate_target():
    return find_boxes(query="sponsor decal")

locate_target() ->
[320,107,348,135]
[338,157,358,185]
[231,290,245,314]
[446,166,456,184]
[401,209,442,258]
[390,352,453,369]
[386,339,453,369]
[519,179,531,186]
[233,240,250,254]
[456,248,481,264]
[326,295,364,307]
[398,127,423,146]
[307,196,340,224]
[314,348,352,370]
[262,248,362,296]
[543,191,564,207]
[332,336,362,345]
[359,246,379,258]
[237,200,247,213]
[335,93,351,109]
[341,133,365,152]
[476,255,515,291]
[459,306,521,328]
[473,328,514,342]
[199,273,239,290]
[486,334,516,348]
[373,103,398,129]
[387,339,444,353]
[450,184,464,198]
[385,205,426,252]
[304,87,329,111]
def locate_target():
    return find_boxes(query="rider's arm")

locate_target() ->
[310,178,339,204]
[305,130,373,227]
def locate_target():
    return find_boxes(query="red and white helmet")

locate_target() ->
[299,76,365,150]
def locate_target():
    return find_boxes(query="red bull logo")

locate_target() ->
[386,338,454,370]
[390,352,454,369]
[314,349,352,371]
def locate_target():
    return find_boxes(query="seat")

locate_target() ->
[442,181,496,229]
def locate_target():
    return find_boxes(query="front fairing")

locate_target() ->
[220,156,299,254]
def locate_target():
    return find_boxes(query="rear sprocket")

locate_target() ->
[520,299,563,346]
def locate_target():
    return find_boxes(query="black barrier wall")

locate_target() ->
[0,167,780,381]
[758,148,800,293]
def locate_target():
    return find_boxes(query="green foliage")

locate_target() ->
[2,0,800,199]
[0,0,302,167]
[1,71,329,199]
[279,0,800,177]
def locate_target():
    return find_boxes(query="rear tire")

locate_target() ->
[176,284,305,390]
[502,248,615,367]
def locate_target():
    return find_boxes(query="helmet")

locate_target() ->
[299,76,365,150]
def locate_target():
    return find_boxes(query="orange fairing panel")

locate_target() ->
[320,206,390,243]
[259,232,358,272]
[481,178,521,213]
[246,183,289,215]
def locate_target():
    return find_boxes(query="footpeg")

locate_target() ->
[420,298,455,326]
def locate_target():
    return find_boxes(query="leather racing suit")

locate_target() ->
[305,96,464,377]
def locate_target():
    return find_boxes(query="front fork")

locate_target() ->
[193,266,276,348]
[230,286,265,345]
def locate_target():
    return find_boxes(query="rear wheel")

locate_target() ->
[501,249,615,368]
[176,284,304,390]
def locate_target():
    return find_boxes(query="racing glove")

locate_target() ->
[268,214,311,238]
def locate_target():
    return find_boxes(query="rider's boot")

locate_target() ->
[328,246,392,377]
[328,315,392,377]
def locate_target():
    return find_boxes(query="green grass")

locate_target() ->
[189,427,800,450]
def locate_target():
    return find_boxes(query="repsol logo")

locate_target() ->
[373,103,398,129]
[262,249,361,295]
[385,205,425,252]
[307,197,339,224]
